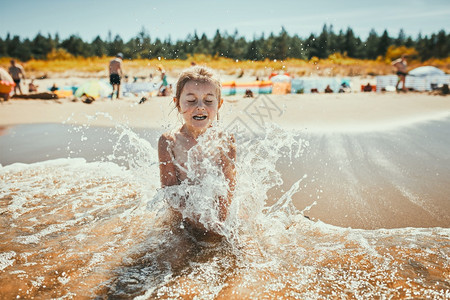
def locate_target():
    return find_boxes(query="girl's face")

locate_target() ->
[177,80,222,133]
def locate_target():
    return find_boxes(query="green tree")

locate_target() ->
[108,35,124,57]
[232,36,247,60]
[6,35,18,58]
[364,29,380,59]
[61,35,89,57]
[194,33,211,55]
[377,30,391,57]
[304,34,319,59]
[434,30,447,58]
[405,36,415,48]
[191,31,200,54]
[317,24,330,58]
[54,33,60,47]
[327,25,338,55]
[91,36,107,57]
[8,36,32,61]
[134,28,152,59]
[0,37,6,57]
[212,30,225,56]
[343,27,357,57]
[245,38,259,60]
[162,36,175,59]
[288,34,306,59]
[264,32,277,59]
[173,40,187,59]
[394,29,406,46]
[273,27,289,60]
[31,33,53,59]
[150,38,164,58]
[222,30,239,58]
[253,33,266,60]
[124,37,139,59]
[335,29,345,54]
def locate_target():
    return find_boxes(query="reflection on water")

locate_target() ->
[1,118,450,298]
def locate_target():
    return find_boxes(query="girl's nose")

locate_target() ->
[196,101,205,109]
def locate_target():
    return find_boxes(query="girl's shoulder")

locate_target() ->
[159,131,175,142]
[158,132,176,152]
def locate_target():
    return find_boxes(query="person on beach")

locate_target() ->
[50,83,59,92]
[28,80,38,93]
[109,53,123,99]
[8,60,25,95]
[392,55,408,92]
[157,65,170,96]
[158,66,236,236]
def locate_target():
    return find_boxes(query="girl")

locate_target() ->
[158,66,236,236]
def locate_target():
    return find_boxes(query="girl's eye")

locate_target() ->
[187,99,196,103]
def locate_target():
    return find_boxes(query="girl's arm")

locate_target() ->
[159,134,186,223]
[218,135,236,221]
[158,133,178,187]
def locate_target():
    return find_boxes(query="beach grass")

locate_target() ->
[1,55,449,78]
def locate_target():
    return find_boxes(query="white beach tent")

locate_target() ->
[409,66,445,76]
[377,66,449,92]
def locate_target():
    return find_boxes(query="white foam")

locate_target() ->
[0,251,16,271]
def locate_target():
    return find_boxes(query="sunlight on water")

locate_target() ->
[1,115,449,299]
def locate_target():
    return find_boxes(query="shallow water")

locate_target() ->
[1,116,450,299]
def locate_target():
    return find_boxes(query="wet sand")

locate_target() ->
[1,93,450,229]
[0,93,449,130]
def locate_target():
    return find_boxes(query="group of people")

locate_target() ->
[4,54,409,101]
[3,60,40,95]
[108,53,170,99]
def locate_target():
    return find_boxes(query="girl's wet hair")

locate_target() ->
[174,66,221,109]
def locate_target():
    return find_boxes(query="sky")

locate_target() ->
[1,0,449,42]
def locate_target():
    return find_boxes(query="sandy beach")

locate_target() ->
[1,92,449,130]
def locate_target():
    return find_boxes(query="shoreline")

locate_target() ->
[2,118,450,229]
[1,93,449,132]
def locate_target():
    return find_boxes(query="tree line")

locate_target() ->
[0,25,448,62]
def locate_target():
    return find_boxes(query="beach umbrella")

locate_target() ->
[0,68,13,82]
[74,80,113,99]
[409,66,445,77]
[270,74,292,83]
[0,68,15,95]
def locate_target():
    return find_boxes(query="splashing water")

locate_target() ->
[0,116,449,299]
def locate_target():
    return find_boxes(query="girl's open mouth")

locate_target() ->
[193,115,207,120]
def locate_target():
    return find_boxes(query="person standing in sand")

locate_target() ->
[157,65,169,96]
[8,60,25,95]
[392,55,408,92]
[158,66,236,237]
[109,53,123,99]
